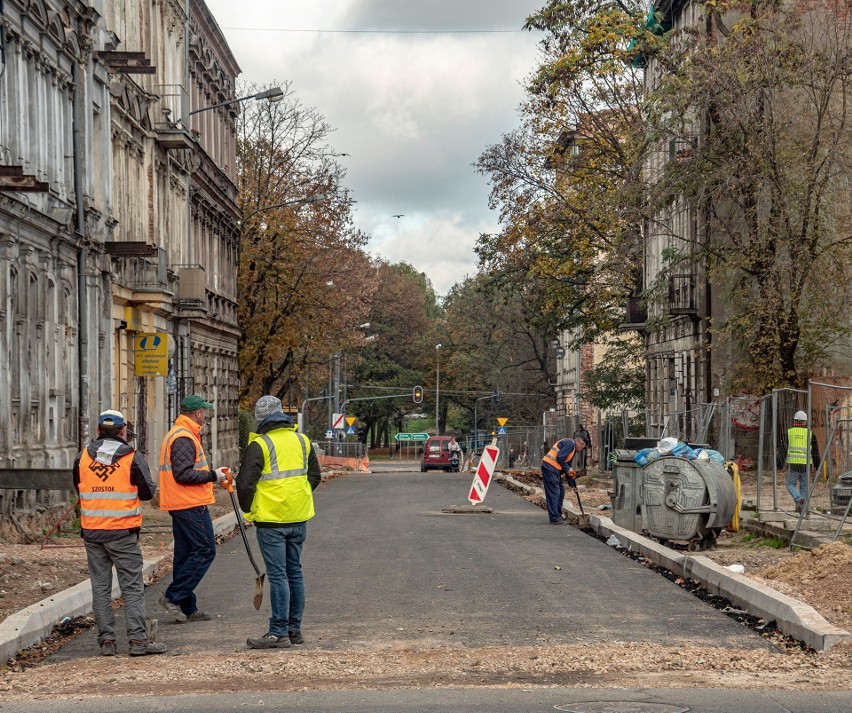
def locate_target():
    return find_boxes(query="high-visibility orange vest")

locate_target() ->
[542,439,575,472]
[158,414,213,511]
[78,449,142,530]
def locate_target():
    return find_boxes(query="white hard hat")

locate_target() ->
[794,410,807,421]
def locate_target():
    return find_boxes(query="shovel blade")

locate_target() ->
[577,514,591,530]
[253,573,266,610]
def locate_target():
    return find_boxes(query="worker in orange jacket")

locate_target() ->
[541,437,586,525]
[73,409,166,656]
[157,395,231,622]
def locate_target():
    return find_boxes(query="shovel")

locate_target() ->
[221,469,266,609]
[573,486,591,530]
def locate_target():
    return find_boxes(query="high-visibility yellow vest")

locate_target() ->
[787,427,812,466]
[158,414,213,511]
[244,428,315,523]
[78,449,142,530]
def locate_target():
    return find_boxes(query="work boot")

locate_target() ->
[128,639,168,656]
[247,632,291,649]
[100,640,117,657]
[288,630,305,645]
[158,595,187,622]
[185,610,213,622]
[549,519,569,526]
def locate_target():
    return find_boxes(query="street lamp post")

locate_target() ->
[241,193,328,226]
[188,86,284,116]
[435,344,442,434]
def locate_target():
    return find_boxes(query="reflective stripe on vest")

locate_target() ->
[542,439,574,471]
[78,450,142,530]
[244,429,314,523]
[158,419,214,511]
[787,427,811,466]
[258,432,308,480]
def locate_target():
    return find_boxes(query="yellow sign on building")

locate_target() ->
[134,333,168,377]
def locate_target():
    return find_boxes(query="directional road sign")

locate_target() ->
[469,444,499,504]
[395,432,429,442]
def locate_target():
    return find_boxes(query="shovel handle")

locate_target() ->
[225,480,265,580]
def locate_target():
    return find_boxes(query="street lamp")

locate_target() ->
[240,194,328,226]
[435,344,442,434]
[188,86,284,116]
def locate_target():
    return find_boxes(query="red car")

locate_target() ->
[420,436,455,472]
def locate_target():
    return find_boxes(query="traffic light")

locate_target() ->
[413,385,424,403]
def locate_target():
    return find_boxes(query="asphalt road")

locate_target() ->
[10,466,848,711]
[51,467,770,659]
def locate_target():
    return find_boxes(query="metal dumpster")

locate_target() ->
[610,449,644,533]
[641,456,736,550]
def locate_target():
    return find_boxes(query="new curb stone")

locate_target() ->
[0,511,238,665]
[499,472,850,652]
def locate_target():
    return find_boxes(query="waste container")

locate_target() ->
[610,449,644,533]
[641,456,736,549]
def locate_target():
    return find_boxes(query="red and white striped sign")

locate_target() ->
[469,445,499,505]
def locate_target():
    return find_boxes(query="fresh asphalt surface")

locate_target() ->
[15,463,844,711]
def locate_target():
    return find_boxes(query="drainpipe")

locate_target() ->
[72,57,89,448]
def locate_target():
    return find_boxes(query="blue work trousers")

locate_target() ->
[256,523,307,638]
[541,463,565,523]
[165,505,216,616]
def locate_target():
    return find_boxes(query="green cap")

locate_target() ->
[180,395,213,412]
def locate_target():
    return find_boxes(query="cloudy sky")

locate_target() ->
[204,0,545,297]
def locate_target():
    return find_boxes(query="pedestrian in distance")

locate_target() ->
[573,424,592,476]
[73,409,166,657]
[157,395,232,623]
[238,395,321,649]
[778,410,820,513]
[540,436,586,525]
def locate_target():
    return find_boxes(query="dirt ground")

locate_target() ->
[0,471,850,698]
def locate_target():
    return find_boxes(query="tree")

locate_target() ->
[345,261,440,445]
[442,274,555,429]
[649,0,852,391]
[237,82,375,405]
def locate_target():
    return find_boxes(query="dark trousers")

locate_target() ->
[541,463,565,522]
[165,505,216,615]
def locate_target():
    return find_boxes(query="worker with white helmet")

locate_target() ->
[780,410,820,513]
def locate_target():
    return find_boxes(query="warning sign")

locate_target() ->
[468,445,499,505]
[346,416,357,426]
[497,417,508,427]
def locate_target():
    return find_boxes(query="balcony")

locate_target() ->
[109,247,173,306]
[174,265,208,317]
[668,273,698,317]
[619,295,647,331]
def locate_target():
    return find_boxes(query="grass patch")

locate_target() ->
[759,537,789,549]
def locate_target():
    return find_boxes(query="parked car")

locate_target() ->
[421,436,454,472]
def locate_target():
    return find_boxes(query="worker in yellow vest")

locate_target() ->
[158,395,232,622]
[237,395,321,649]
[782,410,820,513]
[73,409,166,656]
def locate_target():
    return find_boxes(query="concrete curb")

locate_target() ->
[0,511,239,665]
[499,473,850,652]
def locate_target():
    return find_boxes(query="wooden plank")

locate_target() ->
[0,469,74,490]
[0,166,24,177]
[104,241,160,257]
[0,175,50,192]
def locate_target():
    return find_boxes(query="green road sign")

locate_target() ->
[395,432,429,442]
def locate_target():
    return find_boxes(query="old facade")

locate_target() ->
[0,0,241,531]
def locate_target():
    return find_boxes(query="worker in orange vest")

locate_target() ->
[541,437,586,525]
[73,409,166,656]
[157,395,231,622]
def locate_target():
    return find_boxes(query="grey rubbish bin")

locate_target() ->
[641,456,736,549]
[610,449,644,533]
